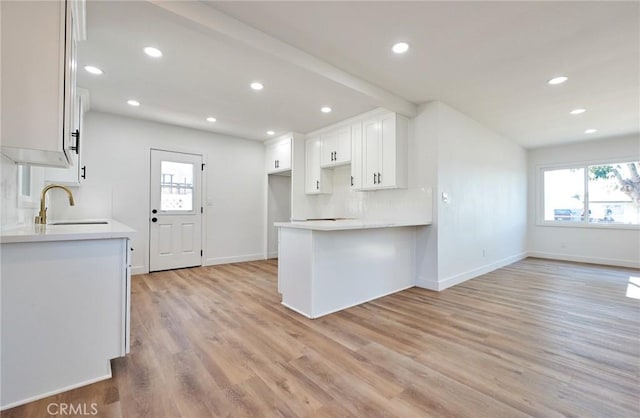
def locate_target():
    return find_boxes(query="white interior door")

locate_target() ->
[149,149,203,272]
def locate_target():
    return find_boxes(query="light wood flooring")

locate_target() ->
[3,258,639,417]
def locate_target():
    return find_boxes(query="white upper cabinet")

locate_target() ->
[44,91,87,185]
[350,122,363,190]
[320,126,351,168]
[265,135,292,174]
[1,0,85,168]
[305,136,332,194]
[361,112,408,190]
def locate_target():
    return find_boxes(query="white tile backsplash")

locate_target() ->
[308,165,432,222]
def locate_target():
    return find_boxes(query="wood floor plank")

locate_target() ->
[3,258,638,417]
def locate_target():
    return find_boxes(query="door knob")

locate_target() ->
[151,217,158,223]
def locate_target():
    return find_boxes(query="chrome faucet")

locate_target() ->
[35,184,75,225]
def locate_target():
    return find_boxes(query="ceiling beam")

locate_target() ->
[147,0,418,117]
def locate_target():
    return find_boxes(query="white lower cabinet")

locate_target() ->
[0,238,131,410]
[305,136,332,194]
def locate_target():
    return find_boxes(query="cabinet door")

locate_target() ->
[44,94,84,185]
[306,137,332,194]
[379,113,397,188]
[320,132,337,167]
[305,137,322,193]
[265,142,277,173]
[350,123,363,189]
[276,137,291,171]
[0,0,72,167]
[362,118,381,189]
[265,137,291,173]
[334,126,351,165]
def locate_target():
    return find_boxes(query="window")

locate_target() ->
[541,161,640,227]
[17,165,44,209]
[160,161,194,212]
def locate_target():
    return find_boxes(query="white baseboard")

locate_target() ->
[527,251,640,269]
[267,251,278,259]
[131,265,147,276]
[0,371,112,411]
[205,253,265,266]
[416,252,528,291]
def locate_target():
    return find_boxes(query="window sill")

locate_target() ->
[536,221,640,231]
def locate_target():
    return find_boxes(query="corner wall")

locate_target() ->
[527,134,640,268]
[414,102,528,290]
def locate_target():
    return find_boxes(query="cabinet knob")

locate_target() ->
[152,209,158,214]
[151,217,158,223]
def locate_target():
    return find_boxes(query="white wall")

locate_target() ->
[431,103,528,289]
[527,134,640,268]
[48,112,266,274]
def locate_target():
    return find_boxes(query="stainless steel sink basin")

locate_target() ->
[49,221,109,225]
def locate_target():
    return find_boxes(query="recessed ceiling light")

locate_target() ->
[267,130,275,135]
[321,106,332,113]
[585,128,597,134]
[84,65,103,75]
[392,42,410,54]
[206,117,216,123]
[143,46,163,58]
[570,108,586,115]
[548,76,568,85]
[127,100,140,107]
[250,82,264,91]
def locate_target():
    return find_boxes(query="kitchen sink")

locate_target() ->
[49,221,109,225]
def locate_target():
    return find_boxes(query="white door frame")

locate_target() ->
[148,148,206,272]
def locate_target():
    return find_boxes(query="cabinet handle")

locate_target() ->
[316,180,320,190]
[70,129,80,155]
[351,176,354,186]
[274,160,277,169]
[378,172,381,184]
[334,151,337,161]
[81,165,86,180]
[373,173,377,184]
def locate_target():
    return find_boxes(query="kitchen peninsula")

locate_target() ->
[275,219,430,318]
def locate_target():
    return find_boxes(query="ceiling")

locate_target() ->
[78,1,639,148]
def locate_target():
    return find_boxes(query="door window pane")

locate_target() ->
[588,162,640,225]
[160,161,193,211]
[543,168,584,222]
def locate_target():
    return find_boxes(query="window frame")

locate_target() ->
[537,157,640,230]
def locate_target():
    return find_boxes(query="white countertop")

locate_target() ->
[274,219,431,231]
[1,219,135,243]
